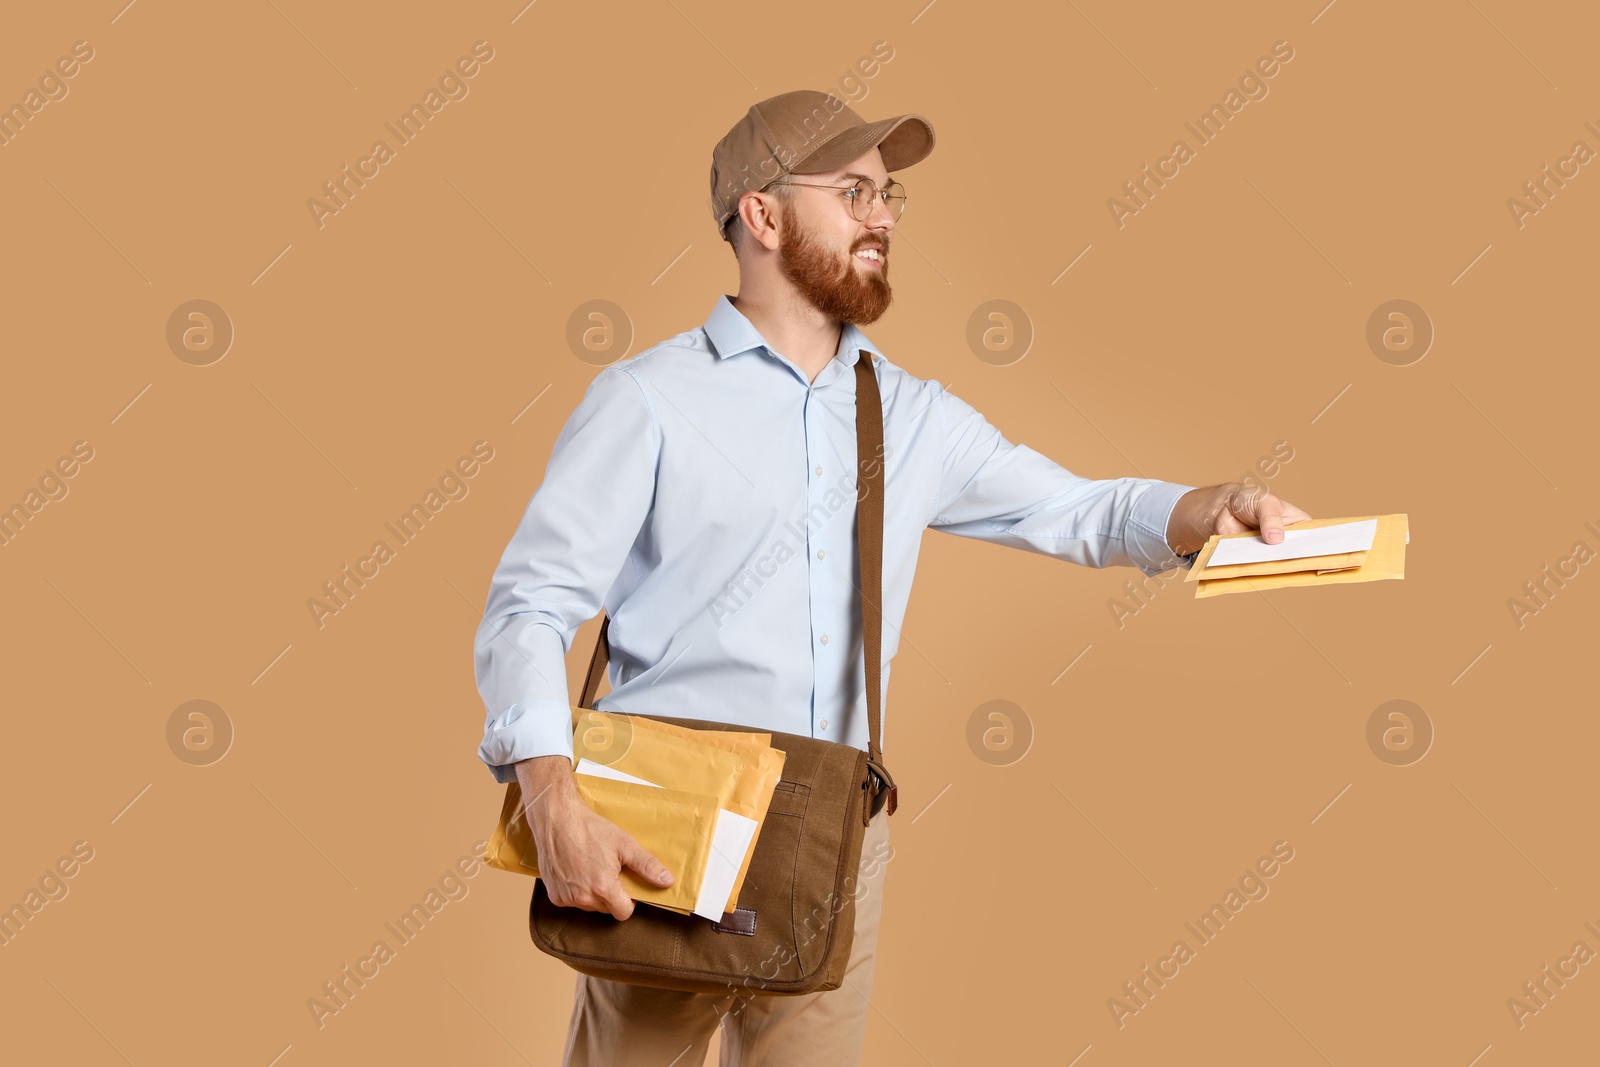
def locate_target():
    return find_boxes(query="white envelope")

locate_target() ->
[1207,518,1377,567]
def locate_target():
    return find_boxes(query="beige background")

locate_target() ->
[2,1,1595,1064]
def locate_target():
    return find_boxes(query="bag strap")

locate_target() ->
[855,356,885,769]
[578,355,886,769]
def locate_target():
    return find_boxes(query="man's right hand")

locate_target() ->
[514,754,675,921]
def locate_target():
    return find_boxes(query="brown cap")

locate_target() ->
[710,89,935,239]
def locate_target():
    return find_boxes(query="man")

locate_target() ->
[474,89,1310,1065]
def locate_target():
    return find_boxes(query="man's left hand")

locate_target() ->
[1165,483,1314,560]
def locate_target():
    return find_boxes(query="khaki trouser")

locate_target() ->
[562,807,893,1066]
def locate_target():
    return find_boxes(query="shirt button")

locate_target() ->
[814,465,823,476]
[820,633,829,645]
[820,719,829,730]
[816,549,826,559]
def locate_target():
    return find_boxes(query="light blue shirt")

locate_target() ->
[474,293,1197,782]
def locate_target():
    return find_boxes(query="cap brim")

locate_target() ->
[790,113,935,176]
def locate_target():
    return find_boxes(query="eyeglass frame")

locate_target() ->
[759,176,908,222]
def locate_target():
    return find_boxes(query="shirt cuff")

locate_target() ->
[478,698,575,784]
[1126,481,1199,577]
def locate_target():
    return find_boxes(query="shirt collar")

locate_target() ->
[704,293,884,368]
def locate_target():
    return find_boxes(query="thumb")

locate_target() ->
[1255,495,1286,544]
[620,836,674,887]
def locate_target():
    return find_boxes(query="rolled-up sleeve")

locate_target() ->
[474,364,660,782]
[926,387,1196,577]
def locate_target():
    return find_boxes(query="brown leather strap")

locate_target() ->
[580,612,610,709]
[578,355,886,769]
[854,356,884,770]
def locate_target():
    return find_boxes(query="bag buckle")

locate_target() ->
[864,757,897,822]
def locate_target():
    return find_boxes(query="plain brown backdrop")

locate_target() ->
[2,1,1595,1064]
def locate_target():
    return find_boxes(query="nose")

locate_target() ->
[861,196,896,235]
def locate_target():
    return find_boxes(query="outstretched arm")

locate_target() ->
[925,386,1309,573]
[926,386,1193,576]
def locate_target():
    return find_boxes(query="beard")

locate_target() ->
[777,214,893,326]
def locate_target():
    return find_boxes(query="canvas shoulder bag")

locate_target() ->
[525,356,897,996]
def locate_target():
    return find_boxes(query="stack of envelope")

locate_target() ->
[1184,513,1409,597]
[485,708,786,921]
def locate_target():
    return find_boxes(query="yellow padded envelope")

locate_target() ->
[489,775,720,915]
[1185,548,1369,582]
[587,705,772,752]
[575,776,721,915]
[486,709,787,917]
[1191,513,1408,598]
[577,710,786,911]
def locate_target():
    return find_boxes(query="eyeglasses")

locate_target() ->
[763,177,907,222]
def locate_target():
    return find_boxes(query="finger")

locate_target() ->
[599,879,635,922]
[1278,500,1313,525]
[1216,490,1264,536]
[620,838,675,887]
[1255,494,1287,544]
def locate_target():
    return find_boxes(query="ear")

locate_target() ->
[738,191,783,253]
